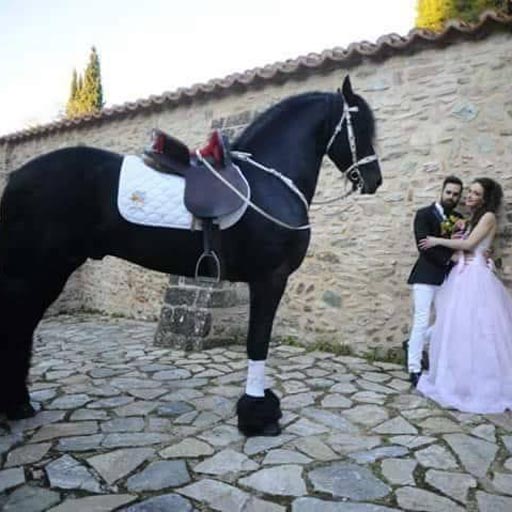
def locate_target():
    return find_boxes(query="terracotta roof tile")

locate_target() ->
[1,10,511,144]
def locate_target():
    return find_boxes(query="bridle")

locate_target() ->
[203,93,379,229]
[324,93,379,196]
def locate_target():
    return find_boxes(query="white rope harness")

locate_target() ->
[230,151,310,212]
[197,95,379,230]
[196,151,312,231]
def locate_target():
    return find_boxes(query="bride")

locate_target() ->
[417,177,512,413]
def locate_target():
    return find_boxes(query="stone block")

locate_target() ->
[164,287,198,306]
[196,288,240,308]
[163,307,211,337]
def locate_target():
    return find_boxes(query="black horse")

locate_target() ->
[0,76,381,434]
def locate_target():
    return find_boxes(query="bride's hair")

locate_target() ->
[470,177,503,229]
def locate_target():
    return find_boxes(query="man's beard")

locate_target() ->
[441,200,456,213]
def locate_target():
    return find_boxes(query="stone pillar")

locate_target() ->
[154,276,250,351]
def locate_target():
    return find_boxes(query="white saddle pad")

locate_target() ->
[117,156,249,230]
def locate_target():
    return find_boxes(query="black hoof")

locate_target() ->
[237,389,282,437]
[5,402,36,421]
[260,422,281,437]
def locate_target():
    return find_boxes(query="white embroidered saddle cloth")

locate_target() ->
[117,156,249,230]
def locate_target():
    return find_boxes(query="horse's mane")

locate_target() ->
[233,90,376,147]
[234,92,329,147]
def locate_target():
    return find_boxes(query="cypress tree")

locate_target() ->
[65,47,104,118]
[65,69,80,117]
[77,74,83,96]
[76,74,86,116]
[81,47,104,114]
[70,69,78,102]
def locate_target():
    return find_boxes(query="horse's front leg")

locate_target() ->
[237,271,288,436]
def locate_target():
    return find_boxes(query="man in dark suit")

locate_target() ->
[407,175,463,386]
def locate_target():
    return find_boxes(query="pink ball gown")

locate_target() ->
[417,234,512,413]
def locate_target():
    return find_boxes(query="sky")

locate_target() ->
[0,0,416,137]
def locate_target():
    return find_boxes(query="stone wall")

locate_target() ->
[1,29,511,352]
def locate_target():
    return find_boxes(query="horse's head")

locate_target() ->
[326,76,382,195]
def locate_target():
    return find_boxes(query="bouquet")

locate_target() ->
[440,215,467,238]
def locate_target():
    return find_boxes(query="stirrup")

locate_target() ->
[195,251,221,283]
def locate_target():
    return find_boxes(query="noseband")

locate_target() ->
[326,94,379,193]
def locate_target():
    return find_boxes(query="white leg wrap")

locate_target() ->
[245,359,266,397]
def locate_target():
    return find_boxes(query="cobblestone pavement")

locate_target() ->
[1,316,512,511]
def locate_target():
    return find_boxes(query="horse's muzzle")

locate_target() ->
[361,174,382,195]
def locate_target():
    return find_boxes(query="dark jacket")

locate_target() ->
[407,203,461,286]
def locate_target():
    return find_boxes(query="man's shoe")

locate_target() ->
[409,372,421,388]
[402,340,409,371]
[403,339,429,372]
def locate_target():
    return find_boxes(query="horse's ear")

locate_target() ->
[342,75,354,99]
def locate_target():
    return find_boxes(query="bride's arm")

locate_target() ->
[419,212,496,251]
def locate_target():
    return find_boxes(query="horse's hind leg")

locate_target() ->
[0,259,83,420]
[0,274,35,418]
[237,271,288,436]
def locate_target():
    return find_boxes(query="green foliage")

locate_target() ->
[415,0,510,31]
[65,70,78,118]
[453,0,508,23]
[363,346,406,365]
[277,336,355,356]
[307,341,355,356]
[415,0,450,30]
[82,47,103,113]
[70,70,78,101]
[65,47,104,118]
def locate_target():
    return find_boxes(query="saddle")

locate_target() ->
[143,129,249,281]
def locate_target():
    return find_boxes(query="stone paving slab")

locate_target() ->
[1,315,511,511]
